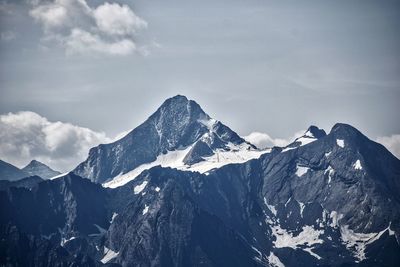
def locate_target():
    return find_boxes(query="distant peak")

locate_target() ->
[22,159,61,179]
[304,126,326,139]
[25,159,46,168]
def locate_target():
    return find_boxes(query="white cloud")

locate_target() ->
[376,135,400,159]
[244,130,304,149]
[30,3,68,30]
[29,0,147,55]
[0,111,111,172]
[65,28,136,55]
[93,2,147,36]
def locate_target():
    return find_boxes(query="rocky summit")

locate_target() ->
[0,96,399,267]
[22,160,61,179]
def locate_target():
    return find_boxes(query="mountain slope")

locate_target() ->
[3,121,399,266]
[0,175,43,191]
[22,160,61,179]
[73,95,262,185]
[1,95,400,266]
[0,160,28,181]
[204,122,400,266]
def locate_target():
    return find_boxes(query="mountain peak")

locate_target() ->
[153,95,208,123]
[159,95,193,109]
[168,94,189,102]
[22,159,60,179]
[304,125,326,139]
[73,95,259,184]
[283,125,326,150]
[329,123,367,145]
[26,159,44,167]
[330,123,361,135]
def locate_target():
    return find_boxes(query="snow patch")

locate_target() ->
[281,146,296,152]
[329,211,342,228]
[251,246,263,262]
[103,143,268,188]
[304,130,315,138]
[304,248,322,260]
[189,142,267,173]
[324,151,332,158]
[110,212,118,223]
[268,252,285,267]
[295,165,309,177]
[340,225,389,262]
[50,172,68,180]
[353,160,362,170]
[298,201,305,217]
[295,136,317,146]
[198,117,217,131]
[336,139,345,148]
[388,222,395,236]
[155,186,160,192]
[271,224,323,259]
[101,246,119,264]
[264,198,277,216]
[103,146,192,188]
[142,204,149,215]
[134,181,148,194]
[60,236,76,246]
[324,165,335,184]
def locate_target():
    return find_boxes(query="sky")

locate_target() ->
[0,0,400,171]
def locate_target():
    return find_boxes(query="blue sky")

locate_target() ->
[1,0,399,170]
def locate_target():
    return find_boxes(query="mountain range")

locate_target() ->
[0,159,60,181]
[0,95,399,267]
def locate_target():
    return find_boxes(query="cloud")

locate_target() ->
[93,2,147,36]
[244,130,305,149]
[376,135,400,159]
[65,28,136,55]
[30,2,68,30]
[29,0,147,55]
[0,111,112,172]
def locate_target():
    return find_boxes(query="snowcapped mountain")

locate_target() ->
[22,160,61,179]
[73,95,264,186]
[1,96,399,266]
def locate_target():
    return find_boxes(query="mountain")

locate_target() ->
[0,175,43,191]
[1,96,400,266]
[74,95,262,185]
[22,160,61,179]
[0,173,108,266]
[0,159,28,181]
